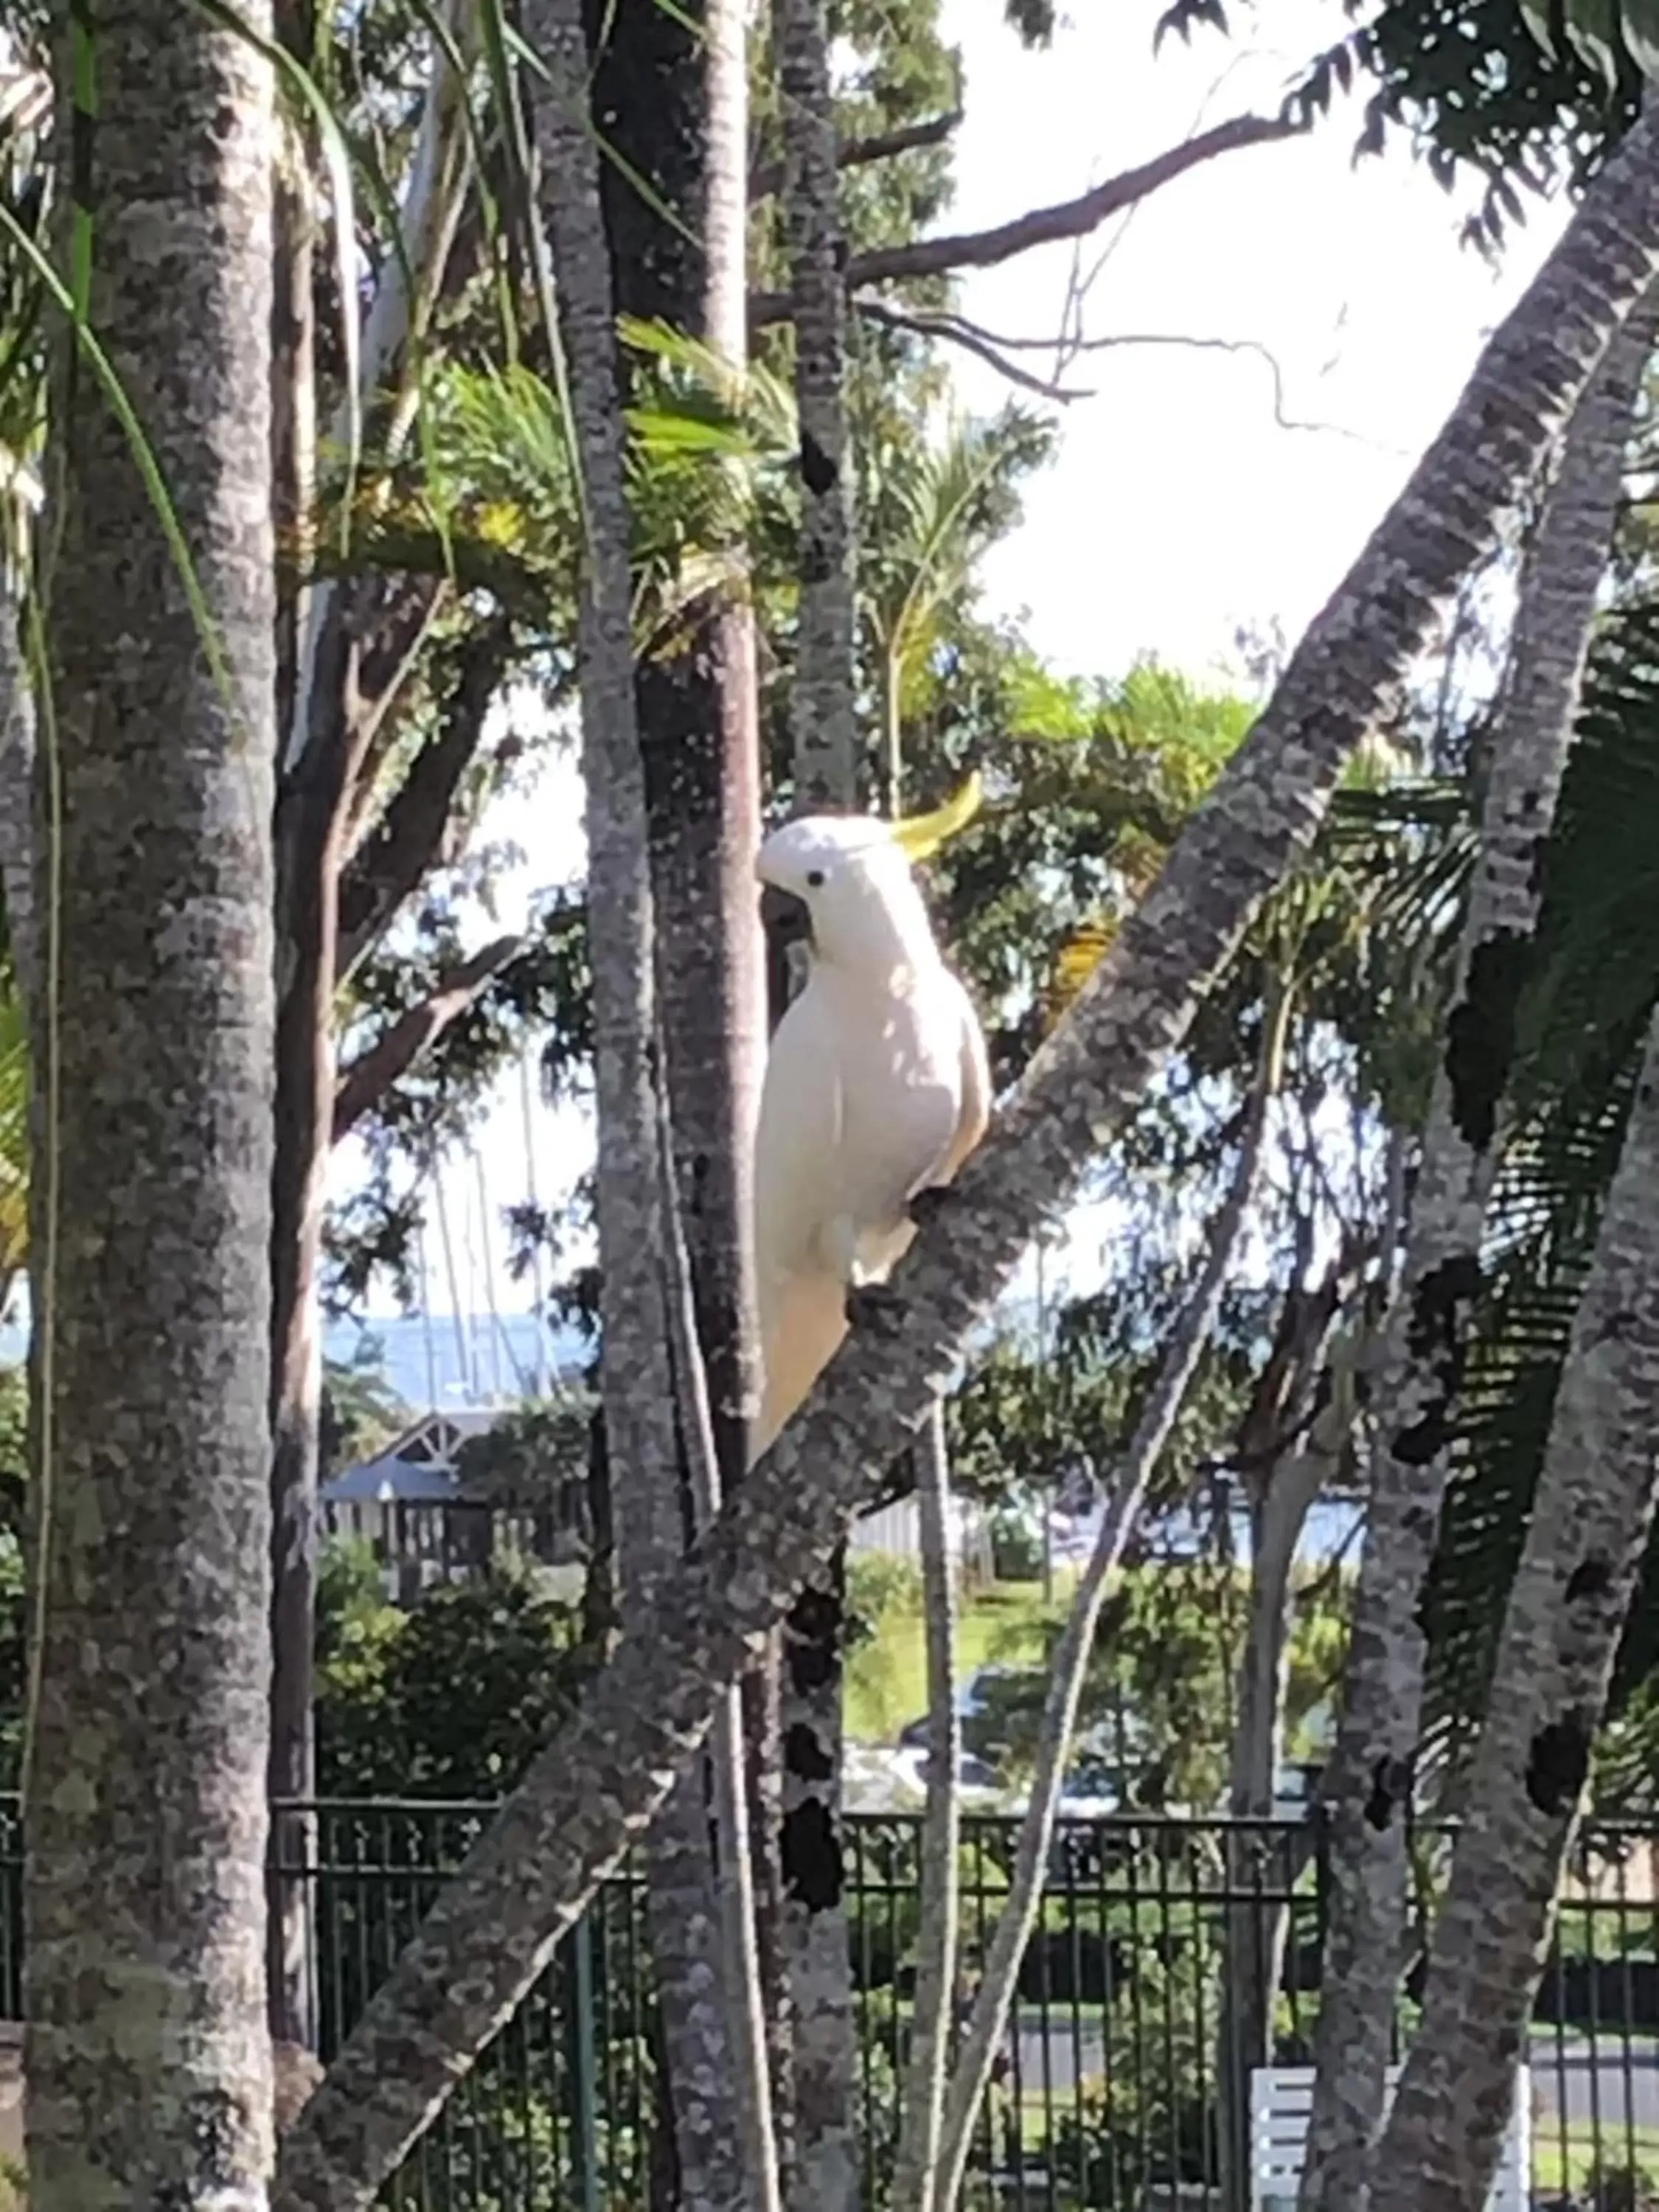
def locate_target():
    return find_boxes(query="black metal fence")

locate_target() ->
[6,1800,1659,2207]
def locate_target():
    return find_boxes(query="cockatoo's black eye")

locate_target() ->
[806,869,825,888]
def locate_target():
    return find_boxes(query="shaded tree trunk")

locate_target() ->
[265,1,476,2049]
[274,94,1659,2212]
[1298,280,1659,2212]
[583,0,777,2200]
[25,4,277,2202]
[1367,1002,1659,2212]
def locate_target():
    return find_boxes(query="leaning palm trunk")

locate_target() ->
[1365,1003,1659,2212]
[24,4,277,2204]
[773,0,863,2199]
[891,1402,961,2212]
[1298,280,1659,2212]
[274,100,1659,2212]
[931,988,1282,2210]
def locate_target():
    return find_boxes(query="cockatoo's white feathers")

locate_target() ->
[750,813,990,1457]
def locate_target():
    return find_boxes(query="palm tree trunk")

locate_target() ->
[580,2,778,2202]
[274,95,1659,2212]
[527,5,777,2210]
[1298,277,1659,2212]
[24,4,277,2202]
[1366,1001,1659,2212]
[778,0,858,815]
[772,0,863,2199]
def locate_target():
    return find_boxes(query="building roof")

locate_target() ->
[320,1408,500,1506]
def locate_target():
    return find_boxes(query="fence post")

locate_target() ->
[571,1905,600,2212]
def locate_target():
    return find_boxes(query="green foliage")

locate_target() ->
[845,1550,925,1652]
[1157,0,1640,248]
[319,1339,410,1476]
[452,1392,594,1509]
[962,1554,1346,1812]
[315,1543,596,1798]
[1420,599,1659,1776]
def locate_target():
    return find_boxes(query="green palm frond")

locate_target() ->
[1419,598,1659,1773]
[332,330,797,651]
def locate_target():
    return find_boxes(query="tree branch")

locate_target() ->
[271,97,1659,2212]
[335,615,515,982]
[748,108,962,203]
[749,112,1301,324]
[855,297,1381,440]
[331,934,524,1144]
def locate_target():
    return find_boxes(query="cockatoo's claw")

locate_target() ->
[845,1282,906,1336]
[906,1183,956,1231]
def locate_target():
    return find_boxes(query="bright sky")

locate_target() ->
[352,0,1573,1340]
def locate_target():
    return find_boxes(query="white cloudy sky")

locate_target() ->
[352,0,1572,1330]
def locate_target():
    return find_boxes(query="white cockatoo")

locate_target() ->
[750,790,990,1458]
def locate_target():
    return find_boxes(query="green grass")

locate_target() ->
[1531,2121,1659,2194]
[844,1572,1077,1745]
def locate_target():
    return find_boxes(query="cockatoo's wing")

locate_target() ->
[752,984,845,1297]
[930,972,992,1189]
[752,1264,849,1460]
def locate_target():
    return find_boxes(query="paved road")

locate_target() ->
[1002,2020,1659,2132]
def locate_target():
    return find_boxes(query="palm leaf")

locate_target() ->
[1418,597,1659,1770]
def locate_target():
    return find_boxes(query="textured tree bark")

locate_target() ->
[26,4,277,2204]
[1298,279,1659,2212]
[527,5,774,2211]
[273,93,1659,2212]
[773,5,863,2198]
[1366,1004,1659,2212]
[581,1,776,2202]
[777,0,858,813]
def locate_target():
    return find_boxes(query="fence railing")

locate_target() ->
[5,1799,1659,2207]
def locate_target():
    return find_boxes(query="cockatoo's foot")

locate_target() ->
[906,1183,956,1231]
[845,1281,906,1336]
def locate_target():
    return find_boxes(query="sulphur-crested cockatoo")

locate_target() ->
[751,793,990,1458]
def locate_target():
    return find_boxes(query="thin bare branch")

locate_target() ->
[750,111,1301,324]
[856,297,1381,441]
[852,296,1089,401]
[331,934,522,1142]
[335,616,515,981]
[748,108,962,202]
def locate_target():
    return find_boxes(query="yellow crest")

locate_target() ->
[890,771,984,863]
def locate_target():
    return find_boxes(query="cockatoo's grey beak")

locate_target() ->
[759,883,813,949]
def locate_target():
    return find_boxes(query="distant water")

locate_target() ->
[0,1310,588,1415]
